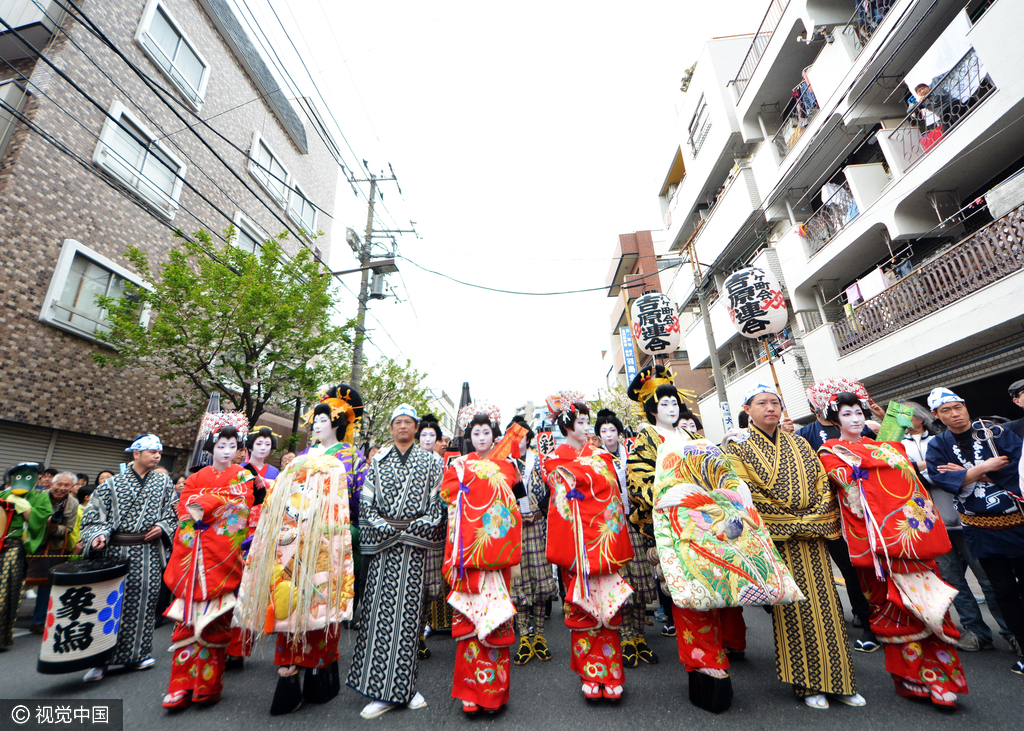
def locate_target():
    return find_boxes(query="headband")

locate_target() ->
[126,434,163,453]
[927,387,963,411]
[391,403,420,424]
[743,383,781,406]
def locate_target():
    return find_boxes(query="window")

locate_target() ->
[40,240,151,341]
[231,212,267,253]
[248,133,290,208]
[0,80,27,165]
[687,95,712,156]
[93,101,186,217]
[136,0,210,108]
[289,184,316,234]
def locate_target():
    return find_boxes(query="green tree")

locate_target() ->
[590,384,645,433]
[352,357,432,447]
[680,61,697,92]
[93,228,352,428]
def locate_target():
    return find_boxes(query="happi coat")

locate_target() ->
[79,469,177,665]
[346,444,445,704]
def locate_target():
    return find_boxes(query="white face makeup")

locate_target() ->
[838,404,865,440]
[570,413,590,444]
[678,418,697,432]
[656,396,680,429]
[599,423,619,451]
[250,436,273,462]
[471,423,494,455]
[419,428,437,452]
[212,437,238,470]
[519,434,529,455]
[312,413,334,443]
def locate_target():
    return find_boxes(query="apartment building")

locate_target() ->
[0,0,339,472]
[660,0,1024,442]
[603,229,714,401]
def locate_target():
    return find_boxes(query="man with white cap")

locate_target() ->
[925,387,1024,675]
[78,434,177,682]
[347,404,447,718]
[724,384,863,709]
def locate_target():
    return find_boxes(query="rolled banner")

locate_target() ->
[38,559,131,674]
[722,266,788,338]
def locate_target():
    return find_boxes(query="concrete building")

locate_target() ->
[603,229,713,407]
[659,0,1024,443]
[0,0,339,473]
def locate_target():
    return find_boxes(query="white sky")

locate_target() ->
[237,0,767,425]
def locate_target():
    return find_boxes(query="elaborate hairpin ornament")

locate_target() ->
[457,401,502,432]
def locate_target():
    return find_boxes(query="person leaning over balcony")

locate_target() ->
[925,388,1024,676]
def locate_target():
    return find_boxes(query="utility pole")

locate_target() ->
[350,174,376,389]
[689,239,732,431]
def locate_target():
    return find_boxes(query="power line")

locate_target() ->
[398,254,683,296]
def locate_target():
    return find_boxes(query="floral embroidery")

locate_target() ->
[481,503,513,539]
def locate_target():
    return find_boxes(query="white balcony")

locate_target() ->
[0,0,66,61]
[691,166,763,268]
[696,345,814,444]
[682,295,739,371]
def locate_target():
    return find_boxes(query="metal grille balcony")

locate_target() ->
[731,0,791,101]
[846,0,897,49]
[773,82,818,160]
[887,49,994,170]
[804,181,859,253]
[831,204,1024,356]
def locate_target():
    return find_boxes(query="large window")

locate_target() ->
[136,0,210,108]
[40,240,151,341]
[289,184,316,234]
[248,133,290,208]
[92,101,185,217]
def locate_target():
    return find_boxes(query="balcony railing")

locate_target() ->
[804,181,859,253]
[773,81,818,160]
[846,0,897,50]
[731,0,791,100]
[831,204,1024,355]
[887,48,994,170]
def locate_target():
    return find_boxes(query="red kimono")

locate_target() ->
[441,452,522,710]
[820,439,968,703]
[164,464,253,700]
[543,443,633,692]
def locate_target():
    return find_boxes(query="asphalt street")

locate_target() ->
[4,581,1022,731]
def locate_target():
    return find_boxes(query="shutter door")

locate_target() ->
[49,431,133,480]
[0,420,53,473]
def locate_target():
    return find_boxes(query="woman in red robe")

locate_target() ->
[163,424,258,710]
[819,392,968,709]
[441,402,524,714]
[542,391,634,702]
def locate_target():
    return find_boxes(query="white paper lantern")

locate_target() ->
[722,267,788,338]
[629,292,681,356]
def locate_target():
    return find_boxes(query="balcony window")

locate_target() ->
[136,0,210,108]
[289,184,317,234]
[773,79,818,160]
[40,240,150,341]
[92,101,185,217]
[687,95,712,157]
[248,133,290,208]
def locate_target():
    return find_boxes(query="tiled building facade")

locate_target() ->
[0,0,338,473]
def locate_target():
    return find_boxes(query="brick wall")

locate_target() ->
[0,0,339,449]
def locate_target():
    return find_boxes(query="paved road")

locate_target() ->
[3,587,1021,730]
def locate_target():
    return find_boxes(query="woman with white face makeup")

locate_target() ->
[415,413,447,658]
[440,402,524,714]
[627,365,747,713]
[542,391,634,703]
[820,392,967,710]
[594,408,658,669]
[163,423,256,711]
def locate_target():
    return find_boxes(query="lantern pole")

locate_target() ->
[760,336,790,420]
